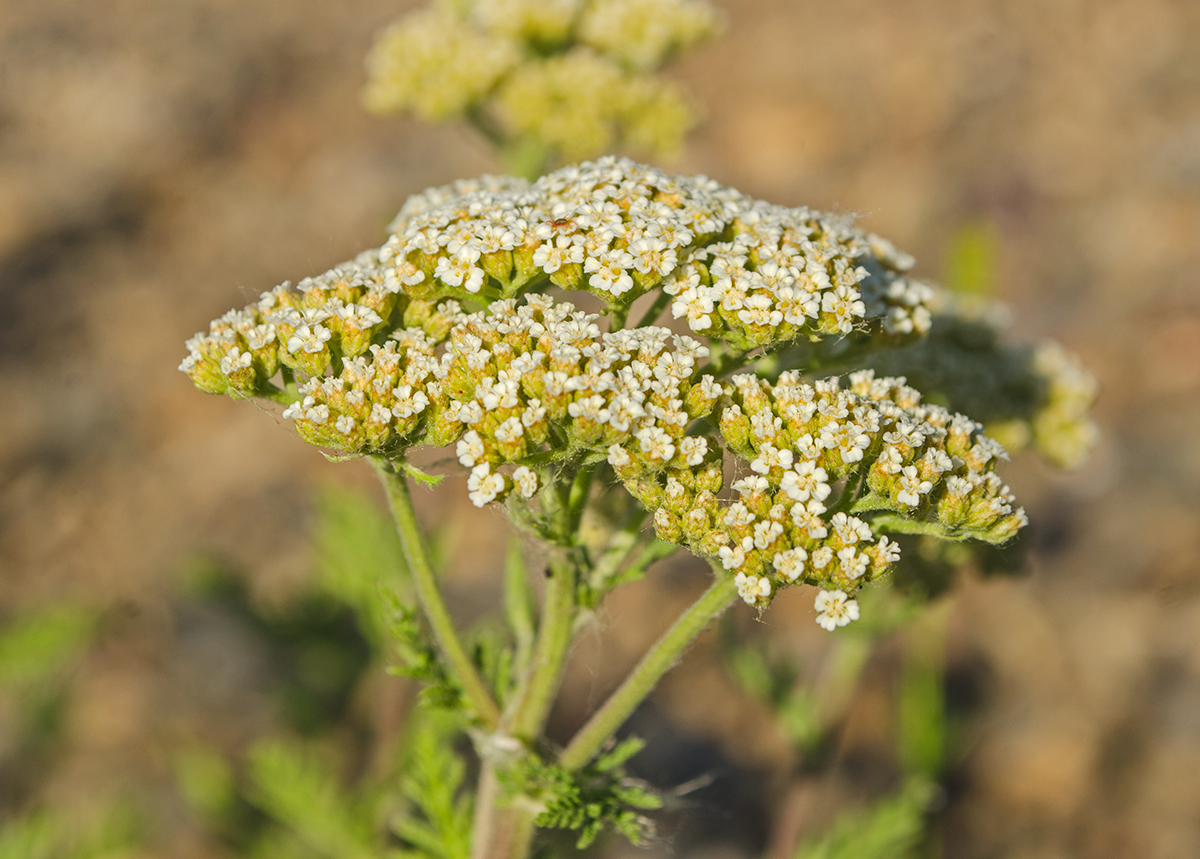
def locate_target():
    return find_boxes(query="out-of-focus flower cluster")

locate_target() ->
[362,0,719,164]
[866,301,1099,469]
[181,158,1085,629]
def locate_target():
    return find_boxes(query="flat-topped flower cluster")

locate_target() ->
[181,157,1025,629]
[381,157,934,348]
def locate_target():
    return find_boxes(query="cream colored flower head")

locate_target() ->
[363,0,720,164]
[182,157,1048,630]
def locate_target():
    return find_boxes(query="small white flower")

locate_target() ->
[636,426,675,464]
[735,573,772,605]
[679,436,708,466]
[494,417,524,444]
[896,465,933,506]
[391,385,429,419]
[607,444,631,468]
[772,547,808,581]
[790,500,829,539]
[811,546,833,570]
[368,403,392,426]
[335,415,357,435]
[814,590,860,631]
[750,442,794,475]
[512,466,539,499]
[282,396,312,420]
[533,235,584,274]
[876,535,901,565]
[305,403,330,423]
[723,503,755,528]
[837,547,869,580]
[821,285,867,334]
[719,536,754,572]
[457,430,485,467]
[731,475,770,496]
[459,400,485,425]
[750,410,782,442]
[467,464,505,507]
[753,520,783,551]
[522,399,547,427]
[336,303,384,330]
[830,513,872,545]
[287,323,332,354]
[220,348,253,375]
[781,461,831,503]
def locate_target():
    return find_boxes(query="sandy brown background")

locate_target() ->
[2,0,1199,857]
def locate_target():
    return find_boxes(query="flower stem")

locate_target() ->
[558,574,739,771]
[372,458,501,728]
[506,552,578,742]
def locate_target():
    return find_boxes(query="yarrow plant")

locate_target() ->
[180,154,1089,858]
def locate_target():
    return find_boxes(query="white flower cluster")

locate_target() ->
[381,157,934,353]
[363,8,520,121]
[495,48,695,162]
[612,368,1025,611]
[662,203,935,348]
[362,0,717,161]
[440,295,725,506]
[179,251,406,397]
[864,299,1099,471]
[182,160,1041,631]
[579,0,718,70]
[1030,342,1099,470]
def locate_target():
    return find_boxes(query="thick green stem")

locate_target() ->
[558,575,740,771]
[505,538,536,681]
[372,459,501,728]
[506,553,578,741]
[471,764,539,859]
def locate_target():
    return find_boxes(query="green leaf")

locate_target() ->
[175,743,237,824]
[314,485,409,646]
[402,462,445,487]
[381,588,464,710]
[246,740,377,859]
[391,712,472,859]
[0,815,54,859]
[503,740,659,849]
[795,779,937,859]
[0,605,96,691]
[593,737,645,773]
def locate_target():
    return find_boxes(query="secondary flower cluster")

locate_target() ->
[181,158,1046,630]
[179,250,407,399]
[363,0,718,162]
[380,157,934,352]
[865,300,1099,470]
[609,369,1025,611]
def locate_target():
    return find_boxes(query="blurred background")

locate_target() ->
[1,0,1198,857]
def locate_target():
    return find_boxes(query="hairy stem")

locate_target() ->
[559,574,740,771]
[372,459,501,728]
[506,553,578,741]
[471,765,539,859]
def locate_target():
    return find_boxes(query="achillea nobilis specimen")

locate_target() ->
[182,157,1093,627]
